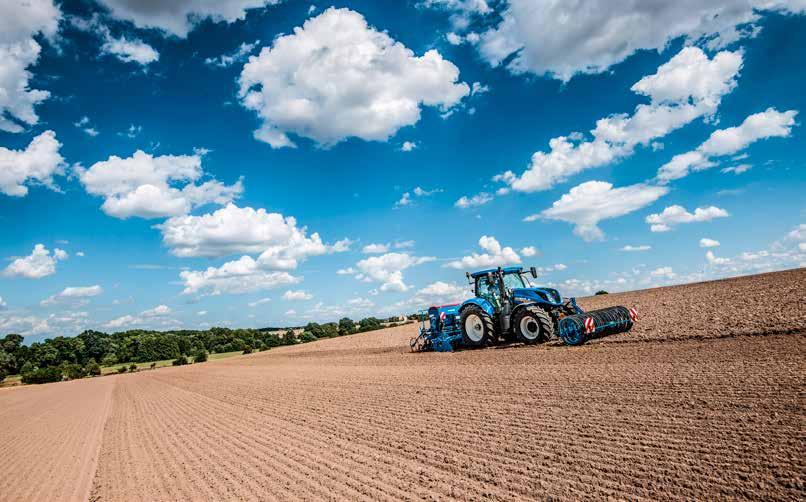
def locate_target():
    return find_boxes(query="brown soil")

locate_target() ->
[1,269,804,501]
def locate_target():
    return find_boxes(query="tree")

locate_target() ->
[359,317,382,331]
[21,366,62,384]
[86,361,101,376]
[338,317,355,336]
[298,332,317,343]
[129,363,138,372]
[0,368,6,383]
[595,290,609,295]
[193,349,208,363]
[172,355,189,366]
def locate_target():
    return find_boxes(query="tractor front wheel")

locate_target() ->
[513,306,553,344]
[460,306,494,347]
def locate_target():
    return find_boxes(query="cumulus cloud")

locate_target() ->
[646,205,729,232]
[455,192,493,209]
[96,0,281,37]
[534,181,669,241]
[658,108,798,182]
[473,0,802,81]
[3,244,68,279]
[41,285,103,306]
[238,8,469,148]
[497,47,742,193]
[400,141,418,152]
[141,304,171,317]
[77,150,242,219]
[396,186,442,207]
[0,0,60,133]
[205,40,259,67]
[159,203,349,260]
[362,243,390,254]
[650,266,676,279]
[355,252,435,292]
[446,236,520,269]
[282,290,313,301]
[520,246,538,257]
[101,32,159,65]
[0,131,65,196]
[700,238,721,248]
[179,256,301,296]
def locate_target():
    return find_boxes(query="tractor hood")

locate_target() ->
[511,287,564,305]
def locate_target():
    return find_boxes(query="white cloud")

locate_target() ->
[397,186,442,207]
[0,0,60,133]
[621,245,652,252]
[96,0,281,37]
[159,203,349,260]
[700,238,720,248]
[646,205,729,232]
[362,243,390,254]
[74,116,100,137]
[0,314,51,336]
[0,130,65,196]
[534,181,669,241]
[400,141,418,152]
[446,235,520,269]
[347,297,374,309]
[498,47,742,193]
[0,297,5,309]
[355,252,435,292]
[337,267,357,275]
[705,250,731,265]
[197,310,208,316]
[238,8,469,148]
[248,297,271,307]
[77,150,242,219]
[282,290,313,301]
[101,32,159,65]
[141,304,171,317]
[703,224,805,274]
[721,164,752,175]
[179,255,301,296]
[3,244,68,279]
[650,266,676,279]
[658,108,798,182]
[41,285,103,306]
[455,192,493,208]
[475,0,802,81]
[520,246,538,257]
[205,40,260,67]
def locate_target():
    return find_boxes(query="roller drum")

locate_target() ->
[558,306,636,346]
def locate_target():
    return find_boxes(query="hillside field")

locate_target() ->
[0,268,804,501]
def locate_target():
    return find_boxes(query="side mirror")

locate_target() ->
[530,266,537,278]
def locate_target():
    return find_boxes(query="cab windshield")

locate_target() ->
[503,272,529,290]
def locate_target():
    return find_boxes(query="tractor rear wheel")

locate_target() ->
[459,305,494,347]
[513,306,553,344]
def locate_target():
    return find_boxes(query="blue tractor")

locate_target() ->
[410,266,637,352]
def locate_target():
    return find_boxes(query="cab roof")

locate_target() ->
[469,266,523,278]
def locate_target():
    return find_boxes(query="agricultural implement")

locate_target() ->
[410,266,637,352]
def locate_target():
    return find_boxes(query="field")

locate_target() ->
[1,269,804,501]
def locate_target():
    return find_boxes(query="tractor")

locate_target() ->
[410,266,637,352]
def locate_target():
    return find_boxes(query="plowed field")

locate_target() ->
[1,269,804,501]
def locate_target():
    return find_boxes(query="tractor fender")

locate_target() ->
[459,298,495,318]
[510,301,544,318]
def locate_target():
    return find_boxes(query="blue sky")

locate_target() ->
[1,0,804,341]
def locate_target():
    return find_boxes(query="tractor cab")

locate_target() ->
[468,266,566,311]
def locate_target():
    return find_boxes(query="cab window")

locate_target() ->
[475,276,500,307]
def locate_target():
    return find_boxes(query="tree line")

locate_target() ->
[0,316,403,384]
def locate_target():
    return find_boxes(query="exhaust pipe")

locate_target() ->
[558,306,637,346]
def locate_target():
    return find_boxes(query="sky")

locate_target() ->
[1,0,804,341]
